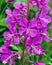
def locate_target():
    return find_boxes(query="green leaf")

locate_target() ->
[15,0,26,3]
[48,0,52,8]
[0,18,7,27]
[10,44,22,52]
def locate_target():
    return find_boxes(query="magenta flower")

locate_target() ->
[5,2,27,24]
[7,0,13,2]
[31,44,45,55]
[19,15,50,56]
[13,2,27,19]
[32,11,51,44]
[0,46,21,64]
[3,19,19,47]
[36,6,51,24]
[19,18,38,37]
[29,0,37,6]
[39,5,49,17]
[29,0,49,8]
[23,37,45,56]
[5,8,19,24]
[19,17,50,45]
[3,30,19,47]
[36,0,49,8]
[25,37,32,55]
[33,28,50,44]
[8,24,18,35]
[32,62,45,65]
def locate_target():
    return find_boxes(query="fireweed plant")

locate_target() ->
[0,0,52,65]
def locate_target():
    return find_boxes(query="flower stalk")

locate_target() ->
[26,0,29,19]
[22,40,26,65]
[22,0,30,65]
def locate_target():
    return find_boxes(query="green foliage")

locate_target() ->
[48,0,52,8]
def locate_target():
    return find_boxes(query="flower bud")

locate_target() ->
[7,0,13,2]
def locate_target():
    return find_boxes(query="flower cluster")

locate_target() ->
[29,0,49,8]
[0,0,51,65]
[0,46,21,64]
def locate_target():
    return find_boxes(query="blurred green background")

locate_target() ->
[0,0,52,65]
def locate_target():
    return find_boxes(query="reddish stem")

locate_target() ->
[26,0,29,19]
[22,0,29,65]
[22,41,25,65]
[25,60,33,63]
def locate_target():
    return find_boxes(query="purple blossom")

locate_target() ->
[19,18,38,37]
[3,19,19,47]
[36,6,51,24]
[32,62,45,65]
[7,0,13,2]
[23,36,45,56]
[5,2,27,24]
[29,0,37,6]
[25,37,32,55]
[19,17,50,44]
[25,35,47,55]
[38,5,49,17]
[19,16,50,55]
[31,44,45,55]
[32,10,51,44]
[3,30,19,47]
[33,27,50,44]
[29,0,49,8]
[0,46,21,64]
[5,8,18,24]
[13,2,27,19]
[8,24,17,35]
[9,57,14,65]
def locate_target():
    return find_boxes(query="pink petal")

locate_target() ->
[4,40,12,47]
[3,31,12,40]
[19,18,28,27]
[32,62,45,65]
[44,16,51,24]
[43,35,50,42]
[32,45,45,55]
[29,18,36,28]
[9,57,14,65]
[0,46,12,54]
[26,37,32,46]
[19,27,26,35]
[13,36,19,45]
[1,54,9,64]
[29,29,38,37]
[5,8,13,17]
[33,36,42,44]
[14,2,26,9]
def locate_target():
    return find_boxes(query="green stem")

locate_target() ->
[44,53,52,62]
